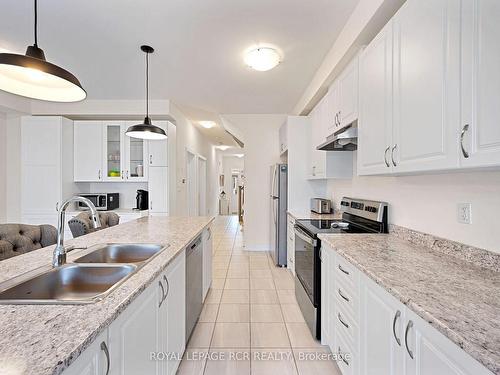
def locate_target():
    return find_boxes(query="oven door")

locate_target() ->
[294,225,319,306]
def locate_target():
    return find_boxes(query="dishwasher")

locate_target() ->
[185,236,203,343]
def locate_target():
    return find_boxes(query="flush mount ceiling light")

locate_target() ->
[199,121,216,129]
[126,45,167,140]
[217,145,230,151]
[0,0,86,102]
[244,47,281,72]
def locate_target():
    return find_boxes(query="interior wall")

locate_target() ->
[5,115,22,222]
[222,114,286,251]
[169,102,217,217]
[327,153,500,254]
[0,113,6,222]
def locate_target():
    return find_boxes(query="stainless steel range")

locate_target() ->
[294,197,388,339]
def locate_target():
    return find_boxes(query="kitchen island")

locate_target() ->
[0,215,214,375]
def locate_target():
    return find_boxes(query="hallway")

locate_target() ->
[178,215,341,375]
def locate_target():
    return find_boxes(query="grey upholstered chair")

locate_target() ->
[68,212,120,238]
[0,223,58,261]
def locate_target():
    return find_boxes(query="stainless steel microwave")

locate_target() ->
[77,193,119,211]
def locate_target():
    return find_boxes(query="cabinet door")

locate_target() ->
[162,251,186,375]
[103,122,125,181]
[74,121,103,182]
[202,226,213,300]
[338,56,359,129]
[149,167,168,214]
[404,309,492,375]
[109,280,161,375]
[357,21,394,176]
[460,0,500,168]
[360,276,405,375]
[327,82,340,134]
[63,331,109,375]
[123,122,148,181]
[309,104,325,178]
[320,247,330,346]
[148,121,169,167]
[392,0,460,173]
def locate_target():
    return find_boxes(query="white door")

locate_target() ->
[460,0,500,168]
[149,167,168,214]
[63,331,109,375]
[392,0,460,173]
[163,252,186,375]
[198,157,207,215]
[74,121,103,182]
[357,21,394,175]
[360,276,405,375]
[148,121,169,167]
[186,150,198,216]
[338,56,359,129]
[108,280,160,375]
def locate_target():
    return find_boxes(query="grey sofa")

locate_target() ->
[68,212,120,238]
[0,224,58,261]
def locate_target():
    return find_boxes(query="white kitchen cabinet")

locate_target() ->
[148,121,169,167]
[63,331,109,375]
[123,121,149,182]
[202,225,213,300]
[102,122,125,182]
[327,81,340,135]
[309,102,325,177]
[358,21,394,176]
[149,167,169,214]
[460,0,500,168]
[320,244,334,348]
[160,251,186,375]
[21,116,74,226]
[286,214,295,275]
[338,56,359,130]
[74,121,104,182]
[108,275,161,375]
[279,120,288,154]
[360,275,405,375]
[391,0,460,173]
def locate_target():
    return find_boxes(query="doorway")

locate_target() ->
[198,157,207,215]
[186,150,197,216]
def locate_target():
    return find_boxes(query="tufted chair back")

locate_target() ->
[0,224,58,261]
[68,212,120,238]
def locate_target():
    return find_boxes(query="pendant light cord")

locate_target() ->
[34,0,38,47]
[146,51,149,118]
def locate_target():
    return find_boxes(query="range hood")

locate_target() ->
[317,125,357,151]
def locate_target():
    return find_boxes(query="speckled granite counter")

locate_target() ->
[318,232,500,374]
[0,216,214,375]
[287,210,341,220]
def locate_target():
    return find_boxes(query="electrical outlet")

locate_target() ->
[457,203,472,224]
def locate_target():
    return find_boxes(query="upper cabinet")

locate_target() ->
[103,122,125,181]
[279,120,288,154]
[74,121,103,182]
[337,56,359,130]
[148,121,169,167]
[460,0,500,168]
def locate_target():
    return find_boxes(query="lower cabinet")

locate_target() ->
[65,250,187,375]
[202,225,213,301]
[287,215,295,275]
[321,244,493,375]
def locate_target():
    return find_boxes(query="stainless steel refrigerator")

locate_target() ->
[270,164,287,266]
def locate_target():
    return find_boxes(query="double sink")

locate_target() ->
[0,243,168,304]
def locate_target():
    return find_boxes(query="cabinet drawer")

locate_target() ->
[334,276,359,321]
[336,329,357,375]
[335,299,359,348]
[335,254,359,290]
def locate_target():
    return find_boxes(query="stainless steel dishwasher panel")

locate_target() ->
[185,236,203,342]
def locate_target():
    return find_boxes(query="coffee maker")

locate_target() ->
[136,189,149,210]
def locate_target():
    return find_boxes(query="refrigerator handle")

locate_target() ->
[271,165,277,197]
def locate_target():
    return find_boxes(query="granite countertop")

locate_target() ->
[318,233,500,374]
[287,210,341,220]
[0,216,214,375]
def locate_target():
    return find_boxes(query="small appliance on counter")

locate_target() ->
[77,193,119,211]
[136,189,149,210]
[310,198,332,214]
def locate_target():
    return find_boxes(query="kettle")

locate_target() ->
[136,189,149,210]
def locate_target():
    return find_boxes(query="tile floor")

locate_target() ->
[178,216,342,375]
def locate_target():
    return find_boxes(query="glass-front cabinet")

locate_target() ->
[102,121,148,182]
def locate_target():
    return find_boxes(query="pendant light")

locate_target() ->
[125,45,167,140]
[0,0,86,102]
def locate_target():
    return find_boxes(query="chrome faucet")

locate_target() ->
[53,196,102,267]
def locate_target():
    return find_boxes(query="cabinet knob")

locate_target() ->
[149,154,153,165]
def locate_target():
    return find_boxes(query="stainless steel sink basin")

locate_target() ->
[74,243,166,265]
[0,264,137,304]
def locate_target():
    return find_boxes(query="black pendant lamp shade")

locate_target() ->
[0,0,86,102]
[126,45,167,140]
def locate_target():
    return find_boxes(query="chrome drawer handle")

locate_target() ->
[158,281,165,307]
[163,275,170,301]
[338,288,350,302]
[393,310,402,346]
[405,320,414,359]
[100,341,110,375]
[384,146,391,167]
[338,313,349,329]
[338,264,350,275]
[338,347,349,366]
[461,124,470,158]
[391,144,398,167]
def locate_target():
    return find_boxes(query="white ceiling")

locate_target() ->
[0,0,358,115]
